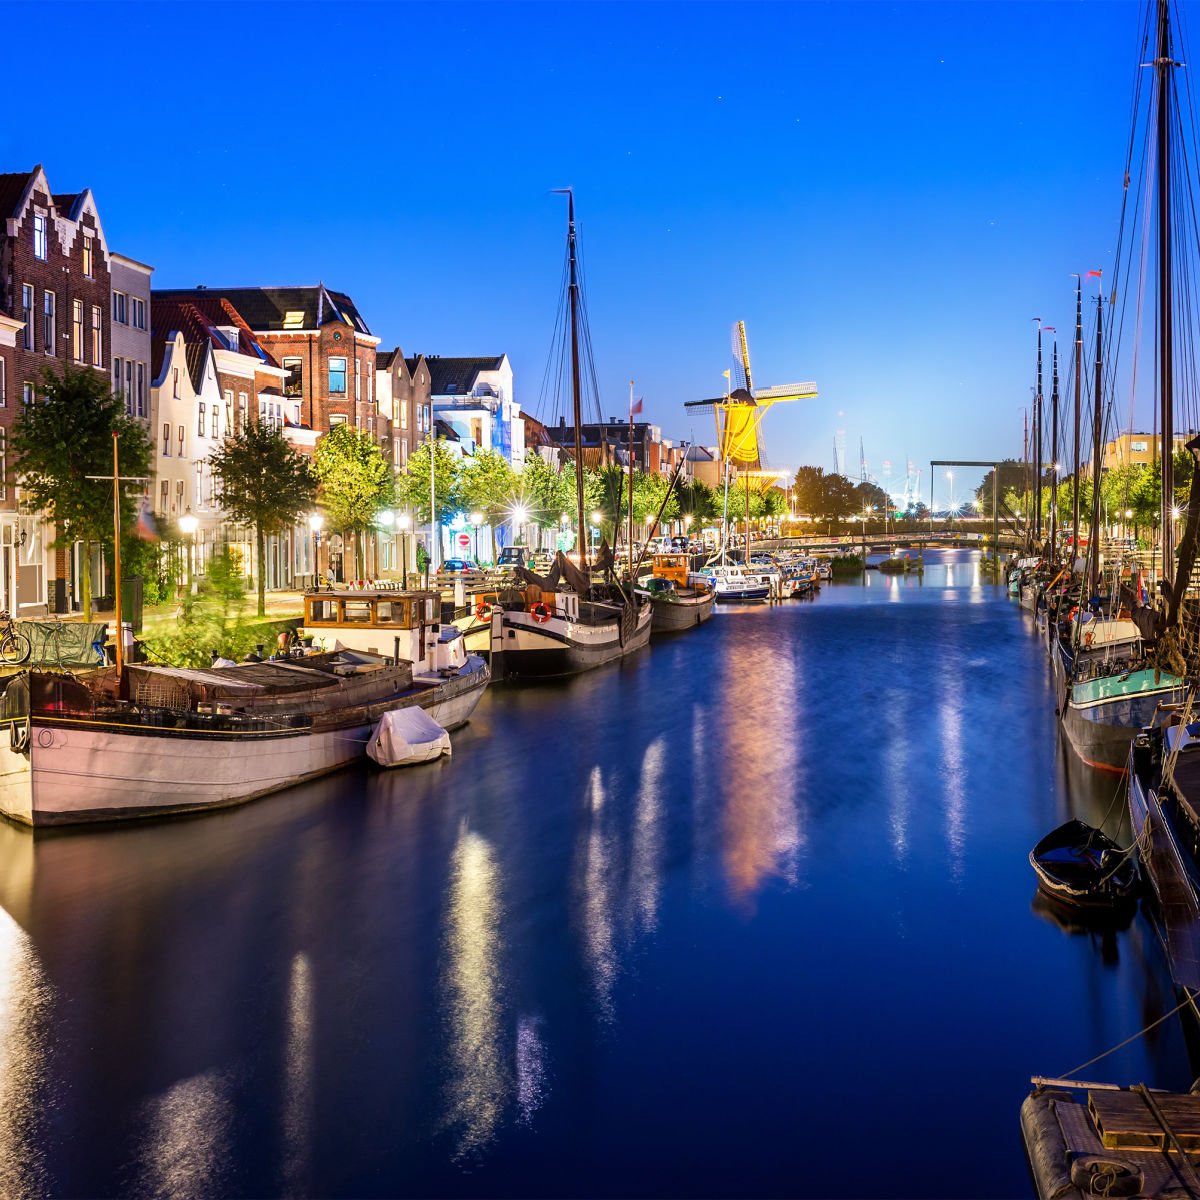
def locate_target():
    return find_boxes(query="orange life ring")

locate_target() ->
[531,602,552,624]
[1083,630,1094,647]
[475,601,492,620]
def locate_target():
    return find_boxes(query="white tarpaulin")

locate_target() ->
[367,707,451,768]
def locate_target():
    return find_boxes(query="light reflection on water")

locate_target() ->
[0,551,1194,1197]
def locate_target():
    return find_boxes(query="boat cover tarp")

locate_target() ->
[514,549,594,595]
[367,706,450,767]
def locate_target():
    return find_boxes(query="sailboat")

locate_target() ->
[1056,188,1185,772]
[483,191,652,682]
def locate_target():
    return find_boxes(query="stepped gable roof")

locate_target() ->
[0,170,35,220]
[427,356,504,397]
[155,285,371,336]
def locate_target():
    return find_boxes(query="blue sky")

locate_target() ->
[15,0,1147,506]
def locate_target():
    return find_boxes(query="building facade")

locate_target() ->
[429,355,523,469]
[110,253,153,429]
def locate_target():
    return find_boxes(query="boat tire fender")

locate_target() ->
[531,602,552,624]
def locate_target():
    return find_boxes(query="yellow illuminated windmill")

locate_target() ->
[685,321,817,559]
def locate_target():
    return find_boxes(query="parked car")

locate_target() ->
[437,557,478,575]
[497,546,528,569]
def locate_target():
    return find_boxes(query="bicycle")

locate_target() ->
[0,611,31,666]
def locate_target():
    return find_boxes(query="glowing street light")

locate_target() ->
[179,509,198,592]
[307,511,325,583]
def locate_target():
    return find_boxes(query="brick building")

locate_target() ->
[0,166,138,614]
[375,348,431,471]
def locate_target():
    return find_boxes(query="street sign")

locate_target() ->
[457,533,471,548]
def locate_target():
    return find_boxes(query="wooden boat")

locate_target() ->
[0,646,489,827]
[1022,1077,1200,1199]
[1029,819,1139,910]
[635,554,714,632]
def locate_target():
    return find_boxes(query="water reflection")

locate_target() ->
[441,824,506,1159]
[628,737,666,936]
[515,1013,547,1126]
[939,683,967,880]
[134,1068,234,1199]
[0,907,49,1199]
[578,767,618,1020]
[281,952,314,1196]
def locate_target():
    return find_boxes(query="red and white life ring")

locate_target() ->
[475,601,492,620]
[531,602,552,624]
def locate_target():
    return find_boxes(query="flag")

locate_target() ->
[630,397,643,416]
[135,496,160,542]
[1086,270,1102,278]
[722,369,731,379]
[1043,326,1056,333]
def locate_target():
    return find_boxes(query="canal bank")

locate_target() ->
[0,549,1187,1197]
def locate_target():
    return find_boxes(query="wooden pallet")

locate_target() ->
[1090,1089,1200,1152]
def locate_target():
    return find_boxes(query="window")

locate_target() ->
[162,423,171,456]
[238,392,247,431]
[91,305,102,366]
[355,360,361,401]
[23,382,34,407]
[283,310,304,329]
[399,439,408,468]
[198,403,206,437]
[132,298,146,330]
[329,414,348,428]
[43,292,55,354]
[172,368,179,399]
[136,363,145,417]
[126,361,133,411]
[178,425,185,457]
[175,480,184,513]
[112,292,127,324]
[1131,440,1149,453]
[0,358,5,408]
[212,405,220,439]
[0,428,8,502]
[113,358,122,395]
[283,358,303,397]
[83,235,93,278]
[194,463,203,509]
[32,215,46,260]
[224,389,233,432]
[367,370,373,405]
[21,286,32,350]
[72,301,84,362]
[329,356,347,394]
[159,480,169,514]
[399,398,407,430]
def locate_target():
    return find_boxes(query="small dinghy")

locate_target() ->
[367,707,451,768]
[1029,819,1139,910]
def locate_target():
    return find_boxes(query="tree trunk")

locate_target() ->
[355,529,364,580]
[490,520,498,565]
[256,522,267,618]
[82,540,92,623]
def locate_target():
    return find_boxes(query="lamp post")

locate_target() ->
[396,511,412,583]
[307,512,324,584]
[590,509,601,554]
[179,510,198,594]
[469,511,483,564]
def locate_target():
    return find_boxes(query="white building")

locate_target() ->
[428,355,523,470]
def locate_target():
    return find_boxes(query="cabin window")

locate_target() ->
[425,598,436,620]
[343,601,372,623]
[307,599,337,623]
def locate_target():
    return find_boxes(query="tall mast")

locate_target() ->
[562,189,588,571]
[1050,339,1060,558]
[1034,320,1044,548]
[1023,408,1030,547]
[1072,277,1083,557]
[1158,0,1176,582]
[1090,295,1105,596]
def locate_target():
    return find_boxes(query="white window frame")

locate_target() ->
[32,215,47,260]
[90,305,102,366]
[21,286,33,351]
[42,291,55,355]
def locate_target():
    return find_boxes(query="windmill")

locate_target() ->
[685,321,818,558]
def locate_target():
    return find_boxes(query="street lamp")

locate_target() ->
[590,509,601,550]
[396,511,412,581]
[307,512,325,584]
[469,510,483,563]
[179,509,198,594]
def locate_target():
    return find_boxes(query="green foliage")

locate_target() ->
[830,554,864,576]
[675,480,719,522]
[518,454,579,526]
[12,366,153,621]
[399,439,461,524]
[209,422,316,616]
[790,465,858,519]
[313,424,395,576]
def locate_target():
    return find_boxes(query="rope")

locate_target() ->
[1058,987,1197,1079]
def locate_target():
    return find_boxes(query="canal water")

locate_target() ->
[0,549,1191,1197]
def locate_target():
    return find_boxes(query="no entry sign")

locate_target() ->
[457,533,471,547]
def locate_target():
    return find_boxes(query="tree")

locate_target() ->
[312,425,395,578]
[518,453,579,529]
[399,439,462,526]
[12,366,153,621]
[675,480,719,523]
[853,480,890,514]
[209,421,316,617]
[454,450,517,562]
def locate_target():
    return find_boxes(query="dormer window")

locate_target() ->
[445,383,458,394]
[217,326,239,351]
[32,215,47,261]
[283,311,304,329]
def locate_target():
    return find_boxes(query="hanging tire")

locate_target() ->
[1,632,31,665]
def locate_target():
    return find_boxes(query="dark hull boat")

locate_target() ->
[1029,819,1139,911]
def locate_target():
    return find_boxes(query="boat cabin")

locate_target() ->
[651,554,690,587]
[302,589,468,675]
